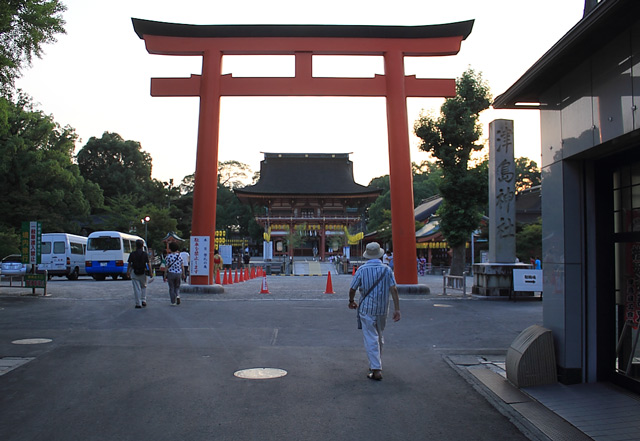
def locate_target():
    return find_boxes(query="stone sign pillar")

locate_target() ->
[472,119,529,296]
[489,119,516,263]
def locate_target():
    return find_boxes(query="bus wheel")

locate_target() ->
[67,267,79,281]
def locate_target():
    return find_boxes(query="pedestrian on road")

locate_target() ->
[180,248,190,282]
[126,239,150,309]
[163,242,184,305]
[213,250,224,280]
[348,241,400,381]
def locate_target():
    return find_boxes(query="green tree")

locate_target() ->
[412,161,443,204]
[0,93,102,235]
[515,157,541,192]
[516,218,542,262]
[76,132,154,203]
[0,0,66,93]
[366,163,442,236]
[414,68,492,275]
[134,203,178,252]
[218,160,254,189]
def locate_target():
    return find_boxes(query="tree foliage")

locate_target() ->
[0,0,66,93]
[516,218,542,262]
[366,162,443,237]
[414,68,492,275]
[76,132,155,203]
[0,93,102,237]
[515,157,541,192]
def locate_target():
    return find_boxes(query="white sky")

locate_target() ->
[16,0,585,186]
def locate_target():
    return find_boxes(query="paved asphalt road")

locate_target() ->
[0,275,543,441]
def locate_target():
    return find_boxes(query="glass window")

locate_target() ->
[613,160,640,383]
[88,237,121,251]
[53,242,65,254]
[613,163,640,233]
[41,242,51,254]
[70,242,84,255]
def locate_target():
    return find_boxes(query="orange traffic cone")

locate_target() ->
[222,268,228,285]
[227,268,233,285]
[234,268,239,283]
[258,266,263,277]
[260,276,270,294]
[239,268,244,282]
[352,265,357,276]
[215,269,221,285]
[245,267,250,280]
[324,271,335,294]
[250,266,256,279]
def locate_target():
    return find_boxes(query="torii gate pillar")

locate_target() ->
[132,19,474,286]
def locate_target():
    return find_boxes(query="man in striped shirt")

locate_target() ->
[348,242,401,381]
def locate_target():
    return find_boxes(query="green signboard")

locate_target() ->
[25,274,46,288]
[21,221,41,265]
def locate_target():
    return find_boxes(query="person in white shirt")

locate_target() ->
[179,248,190,282]
[382,250,391,266]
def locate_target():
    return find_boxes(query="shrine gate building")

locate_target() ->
[234,153,381,260]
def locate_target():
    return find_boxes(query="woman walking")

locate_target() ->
[163,242,185,305]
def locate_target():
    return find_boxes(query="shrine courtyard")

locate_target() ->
[0,275,597,441]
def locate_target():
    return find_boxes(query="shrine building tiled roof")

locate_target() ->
[234,153,381,198]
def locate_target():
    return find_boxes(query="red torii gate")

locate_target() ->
[132,19,474,286]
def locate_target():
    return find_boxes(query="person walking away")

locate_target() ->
[126,240,150,309]
[180,248,190,282]
[348,242,400,381]
[382,250,391,266]
[163,242,184,305]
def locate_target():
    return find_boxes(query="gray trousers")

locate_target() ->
[167,272,181,304]
[131,273,147,306]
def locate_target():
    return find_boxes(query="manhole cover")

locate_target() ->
[234,368,287,379]
[12,338,52,345]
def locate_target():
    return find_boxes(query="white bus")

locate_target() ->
[85,231,146,281]
[38,233,88,280]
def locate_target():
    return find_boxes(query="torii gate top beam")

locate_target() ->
[132,19,474,98]
[132,18,474,56]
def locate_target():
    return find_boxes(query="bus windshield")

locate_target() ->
[88,237,121,251]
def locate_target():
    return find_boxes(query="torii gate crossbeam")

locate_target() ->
[132,19,474,286]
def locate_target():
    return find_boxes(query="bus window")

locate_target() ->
[88,237,121,251]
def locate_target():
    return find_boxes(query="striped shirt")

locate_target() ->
[350,259,396,316]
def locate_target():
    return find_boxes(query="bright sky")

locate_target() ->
[16,0,585,186]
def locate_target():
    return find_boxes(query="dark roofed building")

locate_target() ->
[493,0,640,391]
[235,153,381,260]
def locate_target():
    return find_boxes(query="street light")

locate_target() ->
[141,216,150,245]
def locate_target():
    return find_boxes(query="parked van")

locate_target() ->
[38,233,88,280]
[85,231,145,281]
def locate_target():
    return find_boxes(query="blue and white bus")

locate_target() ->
[85,231,146,281]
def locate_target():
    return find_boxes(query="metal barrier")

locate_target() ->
[443,271,468,296]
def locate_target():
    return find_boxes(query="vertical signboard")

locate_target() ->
[21,221,41,265]
[489,119,516,263]
[190,236,210,277]
[219,245,233,267]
